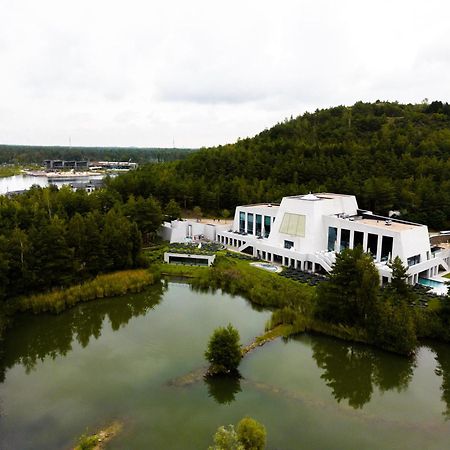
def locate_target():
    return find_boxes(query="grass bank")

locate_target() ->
[157,263,210,278]
[190,255,315,313]
[0,165,21,178]
[18,269,157,314]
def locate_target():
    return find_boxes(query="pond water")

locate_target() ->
[1,282,450,449]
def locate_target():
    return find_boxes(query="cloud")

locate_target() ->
[0,0,449,147]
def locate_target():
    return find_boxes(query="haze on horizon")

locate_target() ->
[0,0,449,149]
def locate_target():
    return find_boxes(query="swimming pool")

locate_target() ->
[250,262,282,273]
[418,278,449,295]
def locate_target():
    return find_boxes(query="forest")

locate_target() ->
[107,100,450,230]
[0,144,196,164]
[0,185,164,304]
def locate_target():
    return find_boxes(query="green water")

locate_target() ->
[1,281,450,449]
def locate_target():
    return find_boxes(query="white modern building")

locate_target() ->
[215,193,450,286]
[158,219,218,243]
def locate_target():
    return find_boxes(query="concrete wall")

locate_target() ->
[163,252,216,266]
[158,219,225,243]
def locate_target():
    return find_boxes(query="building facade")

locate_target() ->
[215,193,450,285]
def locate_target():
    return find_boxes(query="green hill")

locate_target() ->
[108,101,450,229]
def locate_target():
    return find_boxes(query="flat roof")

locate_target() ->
[286,192,355,201]
[357,218,421,232]
[239,203,280,209]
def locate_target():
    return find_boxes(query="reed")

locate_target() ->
[19,269,156,314]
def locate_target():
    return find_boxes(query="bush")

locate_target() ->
[75,433,98,450]
[209,425,244,450]
[236,417,267,450]
[208,417,267,450]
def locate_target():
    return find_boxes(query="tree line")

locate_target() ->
[0,144,197,164]
[107,100,450,230]
[0,185,167,303]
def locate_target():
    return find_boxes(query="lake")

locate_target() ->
[0,174,104,195]
[1,282,450,449]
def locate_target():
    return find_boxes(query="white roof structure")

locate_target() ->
[214,193,450,288]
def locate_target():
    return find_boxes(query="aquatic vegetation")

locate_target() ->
[18,269,156,314]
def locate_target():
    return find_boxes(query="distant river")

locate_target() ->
[0,173,105,195]
[1,282,450,449]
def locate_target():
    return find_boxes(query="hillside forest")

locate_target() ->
[108,101,450,230]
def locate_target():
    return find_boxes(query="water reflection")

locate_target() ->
[189,283,271,313]
[310,335,415,409]
[0,283,164,376]
[432,342,450,419]
[204,373,242,404]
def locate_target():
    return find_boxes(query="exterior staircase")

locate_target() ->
[314,250,336,273]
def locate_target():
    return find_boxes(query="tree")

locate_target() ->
[0,236,10,300]
[387,256,411,303]
[165,199,181,221]
[28,216,74,289]
[370,295,417,355]
[193,205,203,222]
[221,209,231,220]
[205,324,242,374]
[315,247,380,327]
[236,417,267,450]
[209,417,267,450]
[5,228,30,297]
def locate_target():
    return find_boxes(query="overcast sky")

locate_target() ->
[0,0,449,148]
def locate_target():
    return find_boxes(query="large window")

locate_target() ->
[407,254,421,266]
[264,216,271,237]
[284,240,294,249]
[279,213,306,237]
[247,213,254,234]
[367,233,378,257]
[255,214,262,236]
[273,254,283,264]
[340,229,350,251]
[381,236,393,261]
[354,231,364,249]
[239,211,245,233]
[327,227,337,252]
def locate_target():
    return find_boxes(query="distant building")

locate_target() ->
[44,160,88,170]
[90,161,138,171]
[69,179,103,194]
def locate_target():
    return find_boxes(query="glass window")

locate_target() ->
[264,216,271,238]
[239,211,245,233]
[273,254,282,264]
[284,240,294,249]
[327,227,337,252]
[407,254,421,266]
[255,214,262,236]
[340,229,350,250]
[367,233,378,257]
[279,213,306,237]
[247,213,254,234]
[381,236,393,261]
[354,231,364,249]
